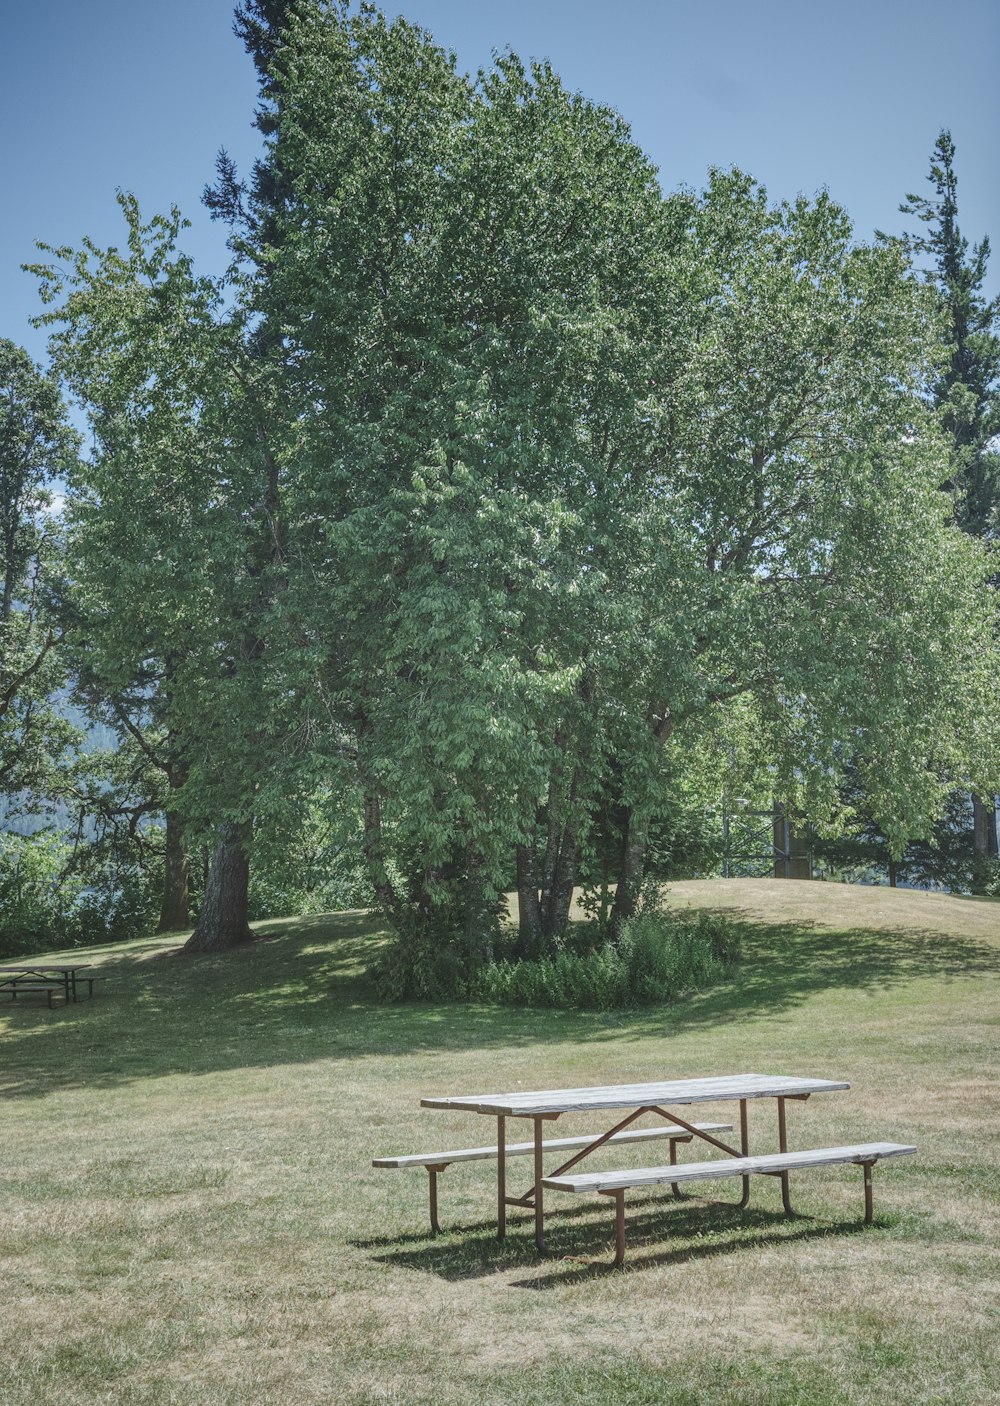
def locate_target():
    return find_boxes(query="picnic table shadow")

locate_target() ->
[359,1195,871,1284]
[1,905,996,1098]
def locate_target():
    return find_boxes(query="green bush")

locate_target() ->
[371,930,473,1002]
[475,944,627,1010]
[0,829,159,957]
[0,830,74,956]
[247,804,374,922]
[471,908,741,1011]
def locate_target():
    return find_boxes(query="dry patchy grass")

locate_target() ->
[1,881,998,1405]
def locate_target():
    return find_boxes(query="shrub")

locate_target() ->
[0,829,159,956]
[475,944,628,1011]
[247,804,374,922]
[471,907,742,1011]
[371,926,475,1002]
[0,830,76,956]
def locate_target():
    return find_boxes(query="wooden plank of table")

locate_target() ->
[543,1142,918,1194]
[420,1073,850,1117]
[0,965,89,973]
[373,1122,734,1168]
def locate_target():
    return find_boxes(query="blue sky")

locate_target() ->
[5,0,998,367]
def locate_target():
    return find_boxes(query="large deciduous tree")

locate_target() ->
[25,5,999,977]
[29,200,291,950]
[245,4,998,986]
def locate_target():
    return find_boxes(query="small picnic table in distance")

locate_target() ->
[0,964,95,1007]
[421,1073,850,1251]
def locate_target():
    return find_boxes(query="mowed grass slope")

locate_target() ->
[1,879,997,1406]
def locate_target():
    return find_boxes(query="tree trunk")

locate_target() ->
[970,793,997,894]
[609,713,673,941]
[545,820,580,937]
[515,842,543,956]
[540,761,563,919]
[157,809,190,932]
[540,752,589,937]
[361,791,404,923]
[461,843,496,965]
[610,807,646,943]
[183,821,253,952]
[972,793,990,856]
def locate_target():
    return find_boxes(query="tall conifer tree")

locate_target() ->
[900,130,1000,537]
[901,131,1000,866]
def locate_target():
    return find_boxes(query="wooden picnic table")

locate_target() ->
[0,963,94,1006]
[421,1072,850,1250]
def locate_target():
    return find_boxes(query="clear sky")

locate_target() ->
[4,0,998,368]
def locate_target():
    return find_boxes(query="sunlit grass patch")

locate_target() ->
[0,878,997,1404]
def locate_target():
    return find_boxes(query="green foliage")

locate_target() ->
[247,796,372,920]
[254,3,1000,959]
[0,830,73,955]
[0,338,80,797]
[899,130,1000,537]
[29,198,273,837]
[0,829,159,956]
[20,9,1000,961]
[470,908,742,1011]
[811,786,1000,894]
[370,922,478,1004]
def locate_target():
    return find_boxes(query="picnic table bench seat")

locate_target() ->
[0,979,67,1008]
[374,1121,733,1234]
[543,1141,917,1265]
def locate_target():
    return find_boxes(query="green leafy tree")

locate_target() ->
[826,130,1000,888]
[0,338,79,801]
[253,6,685,973]
[248,5,999,990]
[28,199,293,950]
[811,771,991,892]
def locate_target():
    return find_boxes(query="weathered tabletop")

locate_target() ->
[421,1072,850,1248]
[421,1073,850,1118]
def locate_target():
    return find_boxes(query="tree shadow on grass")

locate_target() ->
[0,906,996,1097]
[510,1216,874,1289]
[624,910,1000,1040]
[361,1195,871,1283]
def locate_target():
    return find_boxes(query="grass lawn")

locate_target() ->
[2,878,998,1405]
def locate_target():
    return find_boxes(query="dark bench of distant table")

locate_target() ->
[0,964,95,1007]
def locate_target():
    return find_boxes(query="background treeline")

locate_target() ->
[2,2,998,992]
